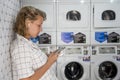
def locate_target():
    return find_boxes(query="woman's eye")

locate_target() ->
[38,25,41,27]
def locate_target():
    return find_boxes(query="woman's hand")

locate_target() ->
[47,51,60,66]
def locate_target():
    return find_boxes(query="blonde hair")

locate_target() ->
[13,6,46,36]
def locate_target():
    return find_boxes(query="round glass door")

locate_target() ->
[102,10,116,20]
[98,61,117,80]
[66,10,81,21]
[64,62,84,80]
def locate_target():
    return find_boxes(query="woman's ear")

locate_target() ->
[25,19,31,28]
[28,23,31,27]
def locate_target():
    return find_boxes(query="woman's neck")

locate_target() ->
[25,34,31,40]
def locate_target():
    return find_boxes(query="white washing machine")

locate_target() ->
[57,0,90,30]
[57,46,90,80]
[91,0,120,28]
[91,46,120,80]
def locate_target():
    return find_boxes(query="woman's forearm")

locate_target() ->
[20,61,52,80]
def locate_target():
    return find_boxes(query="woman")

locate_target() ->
[10,6,59,80]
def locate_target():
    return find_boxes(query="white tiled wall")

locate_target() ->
[0,0,20,80]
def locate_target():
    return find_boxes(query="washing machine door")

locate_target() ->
[93,4,120,28]
[95,61,119,80]
[61,61,84,80]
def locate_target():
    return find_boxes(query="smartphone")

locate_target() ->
[56,47,65,53]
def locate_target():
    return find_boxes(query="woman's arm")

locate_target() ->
[20,52,59,80]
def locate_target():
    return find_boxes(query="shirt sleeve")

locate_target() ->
[12,44,34,79]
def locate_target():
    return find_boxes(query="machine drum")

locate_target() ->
[98,61,117,80]
[64,62,84,80]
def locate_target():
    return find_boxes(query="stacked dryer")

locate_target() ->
[91,0,120,45]
[56,0,91,80]
[56,0,91,45]
[91,0,120,80]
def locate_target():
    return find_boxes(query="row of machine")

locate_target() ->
[39,45,120,80]
[37,31,120,45]
[21,0,120,80]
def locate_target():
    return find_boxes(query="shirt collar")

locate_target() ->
[16,34,32,44]
[16,34,39,49]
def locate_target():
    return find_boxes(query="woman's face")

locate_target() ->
[27,16,43,38]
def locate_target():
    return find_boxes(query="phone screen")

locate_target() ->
[56,47,65,53]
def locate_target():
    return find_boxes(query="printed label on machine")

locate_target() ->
[61,32,74,43]
[39,33,51,44]
[95,32,107,43]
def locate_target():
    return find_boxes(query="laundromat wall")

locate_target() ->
[0,0,120,80]
[0,0,20,80]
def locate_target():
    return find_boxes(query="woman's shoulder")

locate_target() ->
[10,38,32,54]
